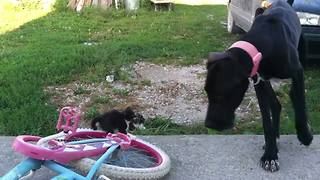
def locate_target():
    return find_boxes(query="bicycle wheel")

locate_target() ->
[69,137,171,180]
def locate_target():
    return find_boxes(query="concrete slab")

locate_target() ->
[1,135,320,180]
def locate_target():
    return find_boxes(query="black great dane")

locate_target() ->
[204,0,313,172]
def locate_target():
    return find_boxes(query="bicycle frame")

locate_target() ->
[1,144,119,180]
[1,107,132,180]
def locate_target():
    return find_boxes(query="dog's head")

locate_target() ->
[204,52,249,131]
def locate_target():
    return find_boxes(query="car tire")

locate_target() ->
[227,9,242,34]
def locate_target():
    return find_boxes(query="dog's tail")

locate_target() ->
[287,0,294,6]
[91,117,99,130]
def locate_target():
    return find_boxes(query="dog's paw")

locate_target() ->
[260,159,280,172]
[297,123,313,146]
[260,154,279,172]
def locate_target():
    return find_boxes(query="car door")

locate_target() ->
[229,0,267,32]
[229,0,253,31]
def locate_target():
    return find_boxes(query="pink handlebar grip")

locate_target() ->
[56,107,81,133]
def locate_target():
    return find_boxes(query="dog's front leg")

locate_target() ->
[290,69,313,145]
[265,81,281,138]
[255,81,279,172]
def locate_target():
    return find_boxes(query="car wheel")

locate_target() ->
[227,9,242,34]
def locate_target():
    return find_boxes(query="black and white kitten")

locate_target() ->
[91,107,145,134]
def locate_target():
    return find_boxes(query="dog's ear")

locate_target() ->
[207,52,228,69]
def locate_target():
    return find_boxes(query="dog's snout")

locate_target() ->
[205,104,235,131]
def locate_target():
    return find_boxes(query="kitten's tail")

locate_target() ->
[91,117,99,130]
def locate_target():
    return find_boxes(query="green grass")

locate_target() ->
[279,68,320,134]
[85,106,100,120]
[92,95,112,104]
[74,86,91,95]
[0,0,235,135]
[112,88,130,97]
[305,68,320,133]
[134,117,262,135]
[0,0,319,136]
[133,117,208,135]
[140,79,152,86]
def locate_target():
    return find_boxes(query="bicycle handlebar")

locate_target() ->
[56,107,81,133]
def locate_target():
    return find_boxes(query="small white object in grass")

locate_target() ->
[106,75,115,83]
[83,42,93,46]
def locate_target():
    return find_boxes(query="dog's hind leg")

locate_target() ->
[290,69,313,146]
[255,81,279,172]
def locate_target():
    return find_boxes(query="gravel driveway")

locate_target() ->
[45,61,288,127]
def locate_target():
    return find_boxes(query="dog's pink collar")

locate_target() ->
[229,41,262,77]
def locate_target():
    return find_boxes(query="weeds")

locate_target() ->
[112,88,130,97]
[74,86,91,95]
[140,79,152,86]
[92,95,112,104]
[133,117,208,135]
[85,106,100,120]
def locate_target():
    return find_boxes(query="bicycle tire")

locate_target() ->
[69,137,171,180]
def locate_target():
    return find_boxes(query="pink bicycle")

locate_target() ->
[1,107,171,180]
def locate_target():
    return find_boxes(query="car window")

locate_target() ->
[293,0,320,15]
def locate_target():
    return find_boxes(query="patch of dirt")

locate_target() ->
[131,62,208,124]
[44,61,288,128]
